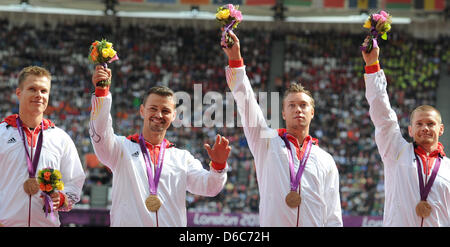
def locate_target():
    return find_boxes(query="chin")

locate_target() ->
[149,125,167,132]
[28,107,46,114]
[415,138,435,146]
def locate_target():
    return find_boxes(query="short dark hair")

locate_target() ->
[18,66,52,89]
[282,82,315,108]
[142,86,175,106]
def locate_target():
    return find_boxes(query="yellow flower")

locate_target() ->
[106,42,112,48]
[216,9,230,20]
[54,170,62,179]
[383,23,391,32]
[363,19,371,29]
[56,181,64,191]
[109,49,116,58]
[102,48,110,58]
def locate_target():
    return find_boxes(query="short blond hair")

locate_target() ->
[18,66,52,89]
[410,105,442,124]
[282,82,315,108]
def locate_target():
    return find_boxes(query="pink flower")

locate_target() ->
[372,14,386,22]
[227,4,235,11]
[108,54,119,63]
[230,9,243,22]
[380,10,388,18]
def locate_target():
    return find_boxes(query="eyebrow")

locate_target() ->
[287,100,309,104]
[147,105,173,110]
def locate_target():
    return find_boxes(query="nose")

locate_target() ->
[33,88,45,98]
[154,110,163,118]
[33,91,43,101]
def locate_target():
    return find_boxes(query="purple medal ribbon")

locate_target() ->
[17,117,55,220]
[221,20,236,48]
[43,193,55,220]
[415,154,441,201]
[360,27,379,52]
[138,134,167,195]
[281,134,312,192]
[16,117,44,178]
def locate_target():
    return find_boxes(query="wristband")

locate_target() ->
[95,85,110,97]
[58,192,66,209]
[365,63,380,74]
[210,161,226,171]
[229,59,244,68]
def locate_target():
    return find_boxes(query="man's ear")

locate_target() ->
[408,125,413,138]
[140,104,145,119]
[439,123,444,137]
[16,87,21,98]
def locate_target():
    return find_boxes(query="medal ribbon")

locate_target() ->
[281,134,312,192]
[16,117,44,178]
[221,20,236,47]
[139,134,167,195]
[415,154,441,201]
[42,192,56,220]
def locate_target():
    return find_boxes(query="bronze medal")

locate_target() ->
[285,191,301,208]
[23,178,39,195]
[145,194,162,212]
[415,200,432,218]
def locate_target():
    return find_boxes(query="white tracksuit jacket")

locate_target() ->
[365,70,450,226]
[0,117,85,227]
[89,93,227,227]
[226,66,342,227]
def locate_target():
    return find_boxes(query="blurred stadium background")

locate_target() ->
[0,0,449,227]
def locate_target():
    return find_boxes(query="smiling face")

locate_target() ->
[408,106,444,149]
[16,74,51,117]
[140,91,176,134]
[282,92,315,131]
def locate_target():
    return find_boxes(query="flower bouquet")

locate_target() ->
[37,168,64,217]
[360,10,392,53]
[88,39,119,87]
[216,4,243,48]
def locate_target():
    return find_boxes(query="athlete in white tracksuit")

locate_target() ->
[90,66,229,226]
[362,44,450,226]
[222,32,342,227]
[0,66,85,227]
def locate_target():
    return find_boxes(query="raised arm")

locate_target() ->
[222,31,276,161]
[362,40,408,164]
[89,65,123,171]
[186,135,230,196]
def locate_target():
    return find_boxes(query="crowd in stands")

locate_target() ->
[0,17,448,217]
